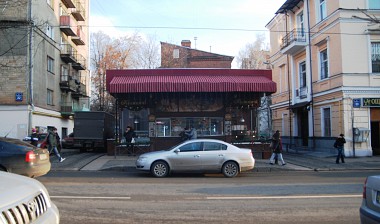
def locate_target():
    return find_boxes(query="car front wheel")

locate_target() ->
[151,161,169,177]
[222,161,239,178]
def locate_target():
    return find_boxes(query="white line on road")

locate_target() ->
[206,194,362,200]
[51,196,131,200]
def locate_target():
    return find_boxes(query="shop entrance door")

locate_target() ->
[371,122,380,155]
[297,109,309,147]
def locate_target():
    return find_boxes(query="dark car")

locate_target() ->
[0,137,51,178]
[61,132,74,148]
[360,175,380,224]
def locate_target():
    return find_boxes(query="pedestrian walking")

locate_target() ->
[334,133,346,164]
[269,130,286,166]
[47,127,65,162]
[123,126,137,153]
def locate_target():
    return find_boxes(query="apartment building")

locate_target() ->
[266,0,380,157]
[0,0,90,139]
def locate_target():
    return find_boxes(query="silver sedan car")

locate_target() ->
[360,175,380,224]
[136,139,255,177]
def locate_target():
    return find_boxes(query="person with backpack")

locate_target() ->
[48,127,65,162]
[334,133,346,164]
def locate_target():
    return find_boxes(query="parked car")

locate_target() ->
[61,132,74,148]
[136,139,255,178]
[0,172,59,223]
[360,175,380,224]
[0,137,51,178]
[23,133,48,148]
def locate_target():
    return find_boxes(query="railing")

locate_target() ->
[281,28,307,49]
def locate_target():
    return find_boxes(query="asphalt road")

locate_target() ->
[37,170,376,224]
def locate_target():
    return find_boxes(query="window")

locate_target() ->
[369,0,380,9]
[299,62,307,87]
[320,49,328,79]
[47,56,54,73]
[203,142,227,151]
[173,49,179,58]
[297,12,305,37]
[322,107,331,137]
[371,42,380,73]
[319,0,327,21]
[46,24,54,39]
[179,142,202,152]
[47,89,53,105]
[61,65,69,81]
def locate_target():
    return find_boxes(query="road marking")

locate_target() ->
[206,194,362,200]
[51,196,131,200]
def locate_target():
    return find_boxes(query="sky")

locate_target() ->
[89,0,286,68]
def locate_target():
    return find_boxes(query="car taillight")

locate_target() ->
[362,177,368,199]
[26,151,36,162]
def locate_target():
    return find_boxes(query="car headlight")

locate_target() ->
[137,157,148,162]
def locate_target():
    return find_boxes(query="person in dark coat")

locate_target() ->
[185,126,197,140]
[123,126,137,153]
[269,130,286,166]
[334,134,346,164]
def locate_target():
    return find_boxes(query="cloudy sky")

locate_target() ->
[89,0,286,67]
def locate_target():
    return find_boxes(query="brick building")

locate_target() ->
[0,0,90,139]
[160,40,234,68]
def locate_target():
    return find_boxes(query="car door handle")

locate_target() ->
[218,154,224,157]
[194,155,200,158]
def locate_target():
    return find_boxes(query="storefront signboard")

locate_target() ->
[362,98,380,107]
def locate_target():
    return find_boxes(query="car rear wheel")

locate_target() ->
[222,161,239,178]
[0,166,7,172]
[151,161,169,177]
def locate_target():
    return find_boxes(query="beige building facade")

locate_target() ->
[0,0,90,139]
[266,0,380,157]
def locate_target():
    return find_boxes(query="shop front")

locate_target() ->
[106,69,276,155]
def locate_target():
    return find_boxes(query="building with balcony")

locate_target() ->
[0,0,90,139]
[266,0,380,157]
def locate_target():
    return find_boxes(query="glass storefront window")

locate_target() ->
[156,117,224,137]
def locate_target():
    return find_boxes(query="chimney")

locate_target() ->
[181,40,191,48]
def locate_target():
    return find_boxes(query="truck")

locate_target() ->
[73,111,115,152]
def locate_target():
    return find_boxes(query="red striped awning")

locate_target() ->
[106,69,276,93]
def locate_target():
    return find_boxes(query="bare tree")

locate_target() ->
[236,33,270,69]
[90,31,161,113]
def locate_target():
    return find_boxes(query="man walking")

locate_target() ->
[48,127,66,162]
[334,134,346,164]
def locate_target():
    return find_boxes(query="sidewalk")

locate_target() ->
[75,150,380,172]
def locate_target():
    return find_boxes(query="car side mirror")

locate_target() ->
[174,149,180,153]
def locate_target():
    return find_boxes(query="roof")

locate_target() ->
[106,69,276,94]
[276,0,303,14]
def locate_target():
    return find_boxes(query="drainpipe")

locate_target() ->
[285,12,293,150]
[306,0,316,150]
[27,0,34,135]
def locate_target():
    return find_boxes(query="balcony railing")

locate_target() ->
[296,86,308,99]
[61,101,89,116]
[280,28,307,54]
[60,75,78,92]
[71,1,86,21]
[60,15,77,36]
[60,44,78,63]
[72,54,86,70]
[71,26,85,45]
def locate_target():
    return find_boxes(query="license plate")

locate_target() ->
[40,154,48,160]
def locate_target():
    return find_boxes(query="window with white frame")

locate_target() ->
[299,61,307,87]
[322,107,331,137]
[318,0,327,21]
[46,24,54,39]
[297,12,305,38]
[47,56,54,74]
[47,89,53,105]
[369,0,380,9]
[320,49,328,79]
[371,42,380,73]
